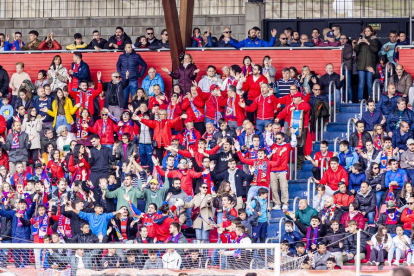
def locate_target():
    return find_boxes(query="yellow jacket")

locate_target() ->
[66,42,88,50]
[46,98,78,127]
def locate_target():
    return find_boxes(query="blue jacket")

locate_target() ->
[238,131,265,153]
[162,152,182,169]
[377,93,401,116]
[116,49,147,81]
[392,129,413,151]
[247,196,267,223]
[309,93,329,109]
[349,172,366,192]
[361,109,382,131]
[141,73,165,96]
[4,40,25,51]
[229,36,276,49]
[280,230,302,253]
[337,150,359,171]
[393,38,410,62]
[33,96,54,123]
[385,108,414,133]
[385,168,408,188]
[70,60,91,82]
[191,35,215,48]
[289,42,315,47]
[0,203,35,242]
[78,211,114,236]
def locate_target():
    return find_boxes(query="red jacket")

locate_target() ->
[47,160,65,185]
[401,208,414,230]
[37,40,62,50]
[223,94,245,126]
[318,165,349,191]
[0,115,6,138]
[333,191,355,209]
[68,82,103,116]
[68,155,90,181]
[270,142,293,172]
[117,120,140,140]
[152,214,179,242]
[149,96,169,110]
[242,75,268,100]
[181,95,205,123]
[176,128,202,151]
[279,92,310,106]
[340,212,365,230]
[0,152,9,170]
[276,100,311,129]
[178,145,221,167]
[156,166,202,196]
[244,94,280,121]
[200,92,226,121]
[89,119,120,145]
[166,103,184,131]
[140,117,181,148]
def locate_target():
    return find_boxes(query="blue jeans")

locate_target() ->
[217,212,224,225]
[247,186,268,203]
[139,144,154,171]
[0,240,11,267]
[344,69,353,102]
[55,115,71,132]
[123,79,138,108]
[357,70,373,101]
[186,196,193,227]
[367,211,375,225]
[195,224,210,241]
[376,191,384,211]
[256,119,273,133]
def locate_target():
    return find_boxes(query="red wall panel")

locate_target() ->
[0,49,342,93]
[398,49,414,76]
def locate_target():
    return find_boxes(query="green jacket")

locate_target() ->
[143,178,170,212]
[105,185,144,212]
[285,205,318,228]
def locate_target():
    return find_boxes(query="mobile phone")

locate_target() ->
[359,35,363,39]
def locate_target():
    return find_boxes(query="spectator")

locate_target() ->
[349,163,366,194]
[143,249,163,269]
[320,31,341,47]
[284,27,293,44]
[198,65,223,92]
[37,32,62,50]
[192,27,215,47]
[87,30,107,51]
[401,139,414,181]
[377,83,401,116]
[0,64,8,98]
[367,224,394,266]
[310,28,322,46]
[393,31,410,64]
[4,120,33,174]
[149,29,169,50]
[378,30,397,64]
[9,62,31,106]
[386,98,414,136]
[337,220,368,266]
[337,140,358,172]
[333,181,354,212]
[66,33,88,50]
[340,201,365,230]
[349,120,372,151]
[275,33,289,47]
[21,30,41,51]
[68,52,91,88]
[392,121,413,152]
[101,71,129,119]
[290,34,315,47]
[217,27,238,47]
[162,53,198,94]
[385,158,408,190]
[359,141,381,172]
[318,63,343,109]
[141,67,165,96]
[104,27,132,50]
[360,99,385,132]
[285,199,318,232]
[229,28,277,49]
[48,248,101,276]
[4,32,24,51]
[340,35,354,101]
[306,140,333,180]
[390,64,412,98]
[262,55,276,82]
[315,156,349,195]
[354,181,376,228]
[116,43,147,108]
[47,55,68,91]
[354,26,379,100]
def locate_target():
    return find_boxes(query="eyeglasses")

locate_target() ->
[102,114,108,116]
[180,161,187,164]
[113,76,120,78]
[408,202,414,205]
[172,95,178,98]
[201,186,208,189]
[224,31,232,34]
[147,33,154,35]
[276,137,283,140]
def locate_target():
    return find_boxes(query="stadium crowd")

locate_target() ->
[0,22,412,273]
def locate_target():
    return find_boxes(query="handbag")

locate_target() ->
[191,206,200,221]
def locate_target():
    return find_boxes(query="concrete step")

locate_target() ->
[339,103,362,113]
[326,122,348,132]
[296,170,313,179]
[321,131,347,140]
[336,112,357,123]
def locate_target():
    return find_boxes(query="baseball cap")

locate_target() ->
[407,138,414,145]
[210,84,220,91]
[327,31,335,38]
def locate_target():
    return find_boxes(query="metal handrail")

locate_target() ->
[289,150,293,180]
[320,157,329,179]
[347,118,356,141]
[340,62,349,103]
[292,196,301,231]
[307,178,314,203]
[372,79,381,102]
[360,99,367,117]
[384,62,395,92]
[278,217,287,243]
[315,117,325,142]
[294,147,298,180]
[328,81,337,122]
[333,137,341,154]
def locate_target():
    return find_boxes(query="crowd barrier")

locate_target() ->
[0,47,342,91]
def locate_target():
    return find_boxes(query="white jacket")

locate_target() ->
[392,235,411,251]
[47,64,68,91]
[162,251,182,269]
[222,236,252,256]
[371,233,394,251]
[21,118,42,149]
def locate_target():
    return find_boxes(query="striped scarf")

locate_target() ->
[166,104,176,120]
[306,226,318,250]
[378,64,385,83]
[190,100,204,120]
[76,117,90,140]
[12,131,20,149]
[193,36,202,47]
[224,95,236,120]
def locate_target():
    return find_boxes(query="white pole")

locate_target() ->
[356,229,361,276]
[274,243,281,276]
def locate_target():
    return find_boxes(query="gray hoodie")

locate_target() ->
[143,258,163,269]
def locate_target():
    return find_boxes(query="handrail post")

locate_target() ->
[345,66,349,103]
[307,178,312,203]
[356,229,361,276]
[340,62,344,104]
[289,150,293,180]
[315,118,319,142]
[359,99,367,117]
[347,118,356,140]
[292,196,300,231]
[328,85,332,122]
[340,62,349,103]
[321,117,324,141]
[384,62,395,92]
[329,81,337,122]
[321,157,327,179]
[278,217,287,243]
[333,137,341,154]
[294,147,298,180]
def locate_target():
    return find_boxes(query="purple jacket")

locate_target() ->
[169,63,198,94]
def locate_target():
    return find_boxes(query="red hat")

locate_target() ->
[292,92,303,98]
[171,135,179,140]
[184,118,193,124]
[210,84,220,91]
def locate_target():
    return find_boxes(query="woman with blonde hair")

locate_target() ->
[9,62,31,106]
[372,123,384,151]
[161,53,199,94]
[130,88,149,111]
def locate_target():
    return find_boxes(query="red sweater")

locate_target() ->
[149,96,169,110]
[68,82,103,116]
[117,120,140,140]
[237,151,281,186]
[181,95,205,123]
[68,156,90,181]
[47,160,65,185]
[141,117,181,148]
[200,92,226,121]
[244,94,280,121]
[37,40,62,50]
[152,214,179,242]
[401,208,414,230]
[177,145,221,167]
[270,142,293,172]
[156,166,202,196]
[176,128,202,152]
[223,93,245,126]
[89,119,120,145]
[242,75,268,100]
[318,166,349,191]
[166,103,184,131]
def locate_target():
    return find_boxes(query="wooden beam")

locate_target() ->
[179,0,195,47]
[162,0,184,71]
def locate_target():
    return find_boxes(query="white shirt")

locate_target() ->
[76,254,85,269]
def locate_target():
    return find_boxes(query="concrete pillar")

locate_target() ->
[244,2,265,35]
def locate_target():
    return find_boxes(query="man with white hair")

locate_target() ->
[102,70,130,119]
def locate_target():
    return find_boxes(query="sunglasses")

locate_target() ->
[373,167,379,170]
[408,202,414,205]
[281,38,287,40]
[102,114,108,116]
[147,33,154,35]
[201,186,208,189]
[180,161,187,164]
[164,33,168,36]
[224,31,232,34]
[113,76,120,78]
[276,137,283,140]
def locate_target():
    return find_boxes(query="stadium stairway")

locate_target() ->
[267,103,360,241]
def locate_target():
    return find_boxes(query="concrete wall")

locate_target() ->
[0,15,246,46]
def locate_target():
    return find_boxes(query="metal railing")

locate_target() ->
[289,149,293,180]
[360,99,367,117]
[347,118,356,140]
[315,117,325,142]
[333,137,341,153]
[0,0,247,18]
[328,80,337,122]
[294,147,298,180]
[320,157,329,179]
[278,217,287,243]
[384,61,395,92]
[372,79,381,102]
[340,62,349,103]
[307,177,316,204]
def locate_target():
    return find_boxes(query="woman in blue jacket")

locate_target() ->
[141,67,165,97]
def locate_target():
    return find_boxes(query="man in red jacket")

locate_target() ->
[68,72,103,117]
[88,108,119,148]
[401,196,414,235]
[223,85,245,130]
[176,119,202,151]
[275,90,312,170]
[37,32,62,50]
[200,84,226,126]
[240,82,280,133]
[240,64,268,123]
[315,156,349,195]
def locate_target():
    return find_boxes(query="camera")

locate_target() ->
[52,177,58,185]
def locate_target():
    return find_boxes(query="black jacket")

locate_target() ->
[103,79,129,108]
[87,38,108,49]
[359,149,381,171]
[365,173,386,191]
[349,131,372,150]
[115,141,139,162]
[209,150,239,174]
[104,33,132,51]
[385,108,414,133]
[60,205,95,237]
[342,43,353,71]
[134,38,160,48]
[216,38,238,48]
[210,127,237,149]
[149,40,169,50]
[323,228,345,252]
[343,231,369,255]
[0,66,9,96]
[376,212,402,233]
[355,188,377,214]
[63,231,100,243]
[0,205,12,241]
[318,72,343,96]
[14,97,34,111]
[211,168,253,197]
[108,217,138,242]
